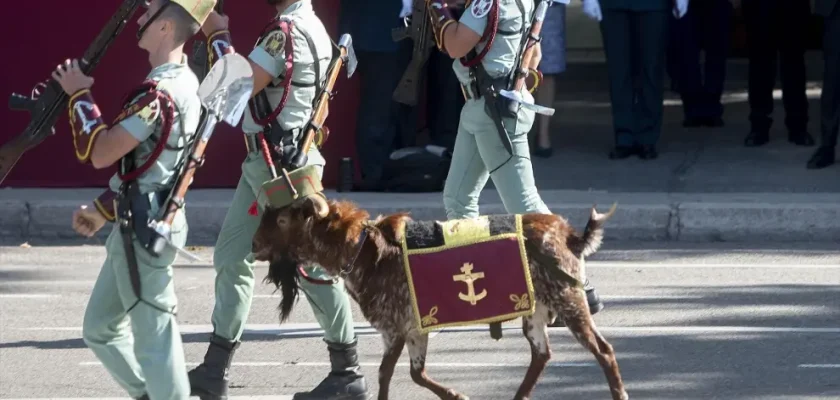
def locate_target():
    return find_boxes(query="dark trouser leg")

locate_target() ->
[600,10,635,148]
[633,10,669,146]
[808,7,840,168]
[778,0,811,139]
[426,48,463,152]
[354,45,413,189]
[673,3,703,120]
[743,0,777,140]
[698,0,733,119]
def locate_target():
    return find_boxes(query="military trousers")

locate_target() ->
[82,207,189,400]
[210,148,355,344]
[443,88,551,219]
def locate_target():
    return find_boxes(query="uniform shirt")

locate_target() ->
[241,0,332,143]
[108,55,201,196]
[452,0,535,86]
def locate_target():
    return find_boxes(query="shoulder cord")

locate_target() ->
[116,80,179,183]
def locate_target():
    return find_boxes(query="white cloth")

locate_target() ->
[400,0,412,18]
[673,0,688,19]
[582,0,602,22]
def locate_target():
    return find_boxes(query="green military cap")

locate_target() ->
[260,165,325,209]
[170,0,217,25]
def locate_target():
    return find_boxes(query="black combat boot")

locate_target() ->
[293,338,368,400]
[135,395,149,400]
[189,334,240,400]
[550,279,604,327]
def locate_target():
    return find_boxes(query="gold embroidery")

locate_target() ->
[421,306,439,327]
[453,263,487,305]
[510,293,530,311]
[264,31,286,57]
[437,216,490,245]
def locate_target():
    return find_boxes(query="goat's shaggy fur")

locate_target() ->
[252,195,629,400]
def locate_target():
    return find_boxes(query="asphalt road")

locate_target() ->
[1,243,839,399]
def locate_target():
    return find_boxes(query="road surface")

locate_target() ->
[1,243,838,399]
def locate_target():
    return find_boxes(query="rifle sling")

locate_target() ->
[252,22,327,156]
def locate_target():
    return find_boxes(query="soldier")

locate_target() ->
[188,1,369,399]
[425,0,604,324]
[50,0,213,399]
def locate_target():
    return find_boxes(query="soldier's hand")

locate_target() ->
[72,205,106,238]
[51,59,94,95]
[202,11,230,37]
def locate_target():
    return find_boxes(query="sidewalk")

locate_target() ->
[2,58,838,245]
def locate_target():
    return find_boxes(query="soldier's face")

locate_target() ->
[137,0,168,49]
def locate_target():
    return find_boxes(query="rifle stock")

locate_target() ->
[0,0,143,185]
[392,0,434,106]
[297,44,351,162]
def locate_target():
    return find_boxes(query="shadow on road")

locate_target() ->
[2,284,838,397]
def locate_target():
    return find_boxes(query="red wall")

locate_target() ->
[0,0,357,189]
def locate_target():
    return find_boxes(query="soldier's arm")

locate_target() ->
[201,12,285,98]
[428,0,485,59]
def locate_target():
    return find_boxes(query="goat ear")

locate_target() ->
[303,194,329,220]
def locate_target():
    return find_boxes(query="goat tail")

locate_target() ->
[264,257,301,323]
[579,202,618,257]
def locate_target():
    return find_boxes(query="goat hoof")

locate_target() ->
[444,390,468,400]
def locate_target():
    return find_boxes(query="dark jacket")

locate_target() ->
[814,0,838,17]
[599,0,671,11]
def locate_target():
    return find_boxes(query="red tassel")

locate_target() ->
[248,201,259,216]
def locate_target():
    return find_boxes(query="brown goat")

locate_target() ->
[252,194,628,400]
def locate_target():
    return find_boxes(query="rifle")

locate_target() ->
[285,34,358,172]
[147,0,238,258]
[0,0,144,185]
[391,0,434,106]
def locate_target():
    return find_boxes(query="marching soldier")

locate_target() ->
[189,1,369,399]
[425,0,604,323]
[51,0,214,398]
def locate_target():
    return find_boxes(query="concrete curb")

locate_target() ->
[2,189,839,244]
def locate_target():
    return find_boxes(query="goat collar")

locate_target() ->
[296,227,369,285]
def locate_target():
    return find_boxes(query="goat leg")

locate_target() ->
[563,292,629,400]
[513,303,552,400]
[406,333,469,400]
[377,333,405,400]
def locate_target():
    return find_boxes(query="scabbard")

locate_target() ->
[116,184,144,301]
[474,67,514,158]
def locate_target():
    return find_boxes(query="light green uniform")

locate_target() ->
[444,0,551,219]
[210,0,355,345]
[82,55,201,400]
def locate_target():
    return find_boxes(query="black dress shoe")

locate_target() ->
[683,116,705,127]
[744,131,769,147]
[639,145,658,160]
[807,146,835,169]
[533,145,553,158]
[705,116,724,127]
[608,145,637,159]
[789,131,815,146]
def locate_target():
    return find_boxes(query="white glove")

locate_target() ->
[673,0,688,19]
[400,0,412,18]
[582,0,603,22]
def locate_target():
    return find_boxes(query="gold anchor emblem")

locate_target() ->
[452,263,487,305]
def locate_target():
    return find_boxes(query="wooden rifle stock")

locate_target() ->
[0,0,144,185]
[297,44,350,160]
[509,0,549,94]
[391,0,434,106]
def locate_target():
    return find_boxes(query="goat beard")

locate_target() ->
[264,255,301,323]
